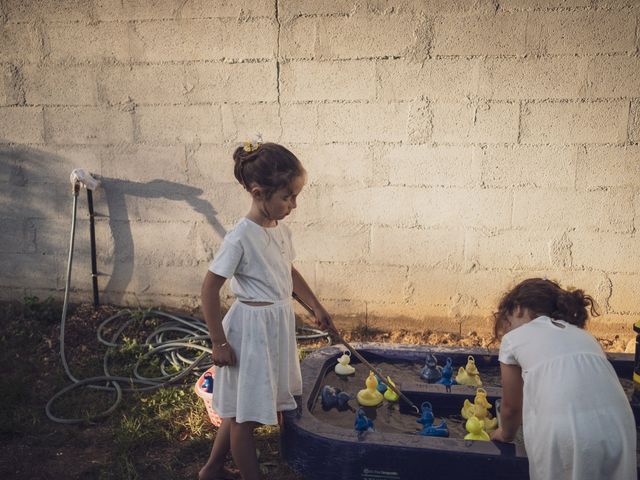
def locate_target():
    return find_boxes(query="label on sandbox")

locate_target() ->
[361,468,400,479]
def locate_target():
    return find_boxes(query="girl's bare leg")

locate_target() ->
[199,418,233,480]
[230,420,260,480]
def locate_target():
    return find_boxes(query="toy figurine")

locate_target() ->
[354,407,375,436]
[461,388,497,432]
[455,355,482,387]
[202,372,214,393]
[334,350,356,376]
[416,401,449,437]
[321,385,353,412]
[464,415,490,441]
[420,354,442,383]
[375,374,388,393]
[357,371,384,407]
[383,376,399,402]
[436,357,457,392]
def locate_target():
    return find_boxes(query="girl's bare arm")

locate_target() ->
[201,271,236,366]
[491,362,523,442]
[291,266,336,334]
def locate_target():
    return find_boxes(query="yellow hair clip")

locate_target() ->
[243,141,254,152]
[243,134,263,153]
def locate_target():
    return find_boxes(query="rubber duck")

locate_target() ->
[464,415,490,441]
[321,385,353,412]
[416,401,449,437]
[383,376,399,402]
[202,372,214,393]
[420,354,442,383]
[436,357,457,392]
[354,407,375,433]
[455,355,482,387]
[461,388,498,432]
[334,350,356,376]
[357,371,384,407]
[375,374,388,393]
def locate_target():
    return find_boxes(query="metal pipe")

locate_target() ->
[87,188,99,308]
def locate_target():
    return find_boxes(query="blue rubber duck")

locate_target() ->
[420,354,443,383]
[354,407,375,434]
[416,401,449,437]
[375,374,388,393]
[435,357,457,392]
[202,372,214,393]
[321,385,353,412]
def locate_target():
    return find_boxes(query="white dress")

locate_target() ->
[499,316,636,480]
[208,218,302,425]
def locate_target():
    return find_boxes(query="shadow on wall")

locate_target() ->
[100,177,227,304]
[0,144,227,304]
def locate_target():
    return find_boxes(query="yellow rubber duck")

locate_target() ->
[461,388,498,432]
[383,376,399,402]
[334,351,356,376]
[464,415,490,441]
[357,371,384,407]
[455,355,482,387]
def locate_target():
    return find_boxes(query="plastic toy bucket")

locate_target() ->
[194,366,222,427]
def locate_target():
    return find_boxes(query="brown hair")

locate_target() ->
[493,278,599,339]
[233,142,306,198]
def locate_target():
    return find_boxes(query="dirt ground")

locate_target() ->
[0,302,633,480]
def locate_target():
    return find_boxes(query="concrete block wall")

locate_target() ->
[1,0,639,339]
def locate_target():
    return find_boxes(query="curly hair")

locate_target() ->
[493,278,599,339]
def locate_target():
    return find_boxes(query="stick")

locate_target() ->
[293,293,420,415]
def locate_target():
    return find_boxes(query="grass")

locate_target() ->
[0,297,303,480]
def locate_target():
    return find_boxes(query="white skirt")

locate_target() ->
[212,299,302,425]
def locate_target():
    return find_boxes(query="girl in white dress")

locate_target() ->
[199,142,334,480]
[491,278,636,480]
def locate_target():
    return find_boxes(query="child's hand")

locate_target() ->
[314,306,337,335]
[212,343,236,367]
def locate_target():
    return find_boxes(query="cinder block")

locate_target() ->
[467,229,571,271]
[46,107,133,145]
[100,144,187,182]
[586,56,640,98]
[0,106,44,144]
[23,65,97,106]
[280,60,375,101]
[316,262,408,302]
[513,189,634,233]
[0,218,31,253]
[573,233,640,272]
[280,103,319,144]
[289,222,370,262]
[99,64,185,106]
[414,189,513,229]
[578,145,640,188]
[125,261,204,296]
[220,103,281,143]
[382,144,478,187]
[1,182,69,221]
[609,273,640,314]
[317,103,409,142]
[377,58,480,102]
[527,12,635,54]
[0,23,41,64]
[480,145,576,188]
[130,18,277,62]
[185,62,277,103]
[2,252,60,289]
[369,226,465,269]
[136,105,222,144]
[431,101,519,143]
[186,143,238,188]
[432,13,527,56]
[281,14,417,59]
[0,64,22,106]
[289,143,374,186]
[4,0,92,22]
[479,57,588,100]
[94,0,273,20]
[180,0,274,18]
[520,101,628,144]
[499,0,591,9]
[46,22,131,63]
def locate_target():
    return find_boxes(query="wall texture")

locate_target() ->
[1,0,639,338]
